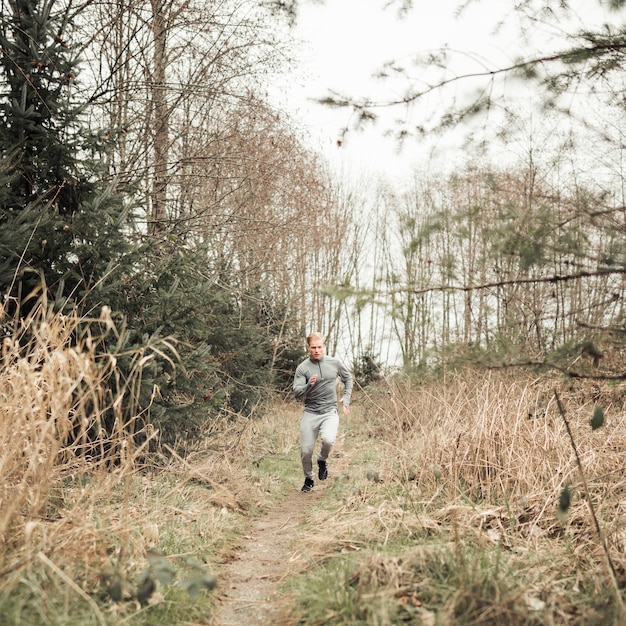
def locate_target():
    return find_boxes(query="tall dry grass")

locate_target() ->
[358,370,626,520]
[0,299,178,603]
[0,297,303,623]
[289,368,626,624]
[0,300,188,608]
[2,301,143,537]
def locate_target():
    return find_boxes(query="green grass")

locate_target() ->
[252,450,303,492]
[0,569,216,626]
[283,535,624,626]
[282,497,626,626]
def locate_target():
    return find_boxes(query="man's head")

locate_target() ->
[306,332,325,361]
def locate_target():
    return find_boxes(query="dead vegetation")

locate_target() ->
[283,370,626,624]
[3,300,626,624]
[0,302,299,625]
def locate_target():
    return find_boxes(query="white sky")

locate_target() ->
[283,0,523,178]
[270,0,626,365]
[278,0,622,182]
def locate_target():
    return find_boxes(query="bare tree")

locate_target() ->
[77,0,292,233]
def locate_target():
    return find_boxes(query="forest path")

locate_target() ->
[210,444,349,626]
[210,490,319,625]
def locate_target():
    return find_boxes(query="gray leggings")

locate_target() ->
[300,409,339,479]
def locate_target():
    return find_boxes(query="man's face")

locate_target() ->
[307,339,325,361]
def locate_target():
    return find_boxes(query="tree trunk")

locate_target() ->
[149,0,169,235]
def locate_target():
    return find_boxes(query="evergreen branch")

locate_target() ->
[321,34,626,112]
[576,320,626,335]
[401,267,625,296]
[489,359,626,381]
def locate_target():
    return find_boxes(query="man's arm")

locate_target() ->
[293,364,310,401]
[338,360,353,413]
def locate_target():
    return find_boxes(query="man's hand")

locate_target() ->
[341,402,350,416]
[309,375,318,386]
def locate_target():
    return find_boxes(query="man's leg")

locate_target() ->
[300,411,319,486]
[318,410,339,480]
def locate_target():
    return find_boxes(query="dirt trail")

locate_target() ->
[211,443,348,626]
[210,487,323,626]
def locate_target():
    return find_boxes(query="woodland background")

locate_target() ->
[4,1,626,623]
[4,0,626,449]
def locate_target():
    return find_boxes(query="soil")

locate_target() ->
[210,445,348,626]
[210,486,323,626]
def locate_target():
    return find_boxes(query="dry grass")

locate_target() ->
[357,370,626,524]
[5,297,626,624]
[0,301,300,624]
[1,303,140,550]
[286,369,626,624]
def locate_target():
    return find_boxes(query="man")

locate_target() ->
[293,332,353,492]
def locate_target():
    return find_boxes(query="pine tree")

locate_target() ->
[0,0,130,316]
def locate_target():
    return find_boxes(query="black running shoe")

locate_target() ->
[318,459,328,481]
[301,477,314,492]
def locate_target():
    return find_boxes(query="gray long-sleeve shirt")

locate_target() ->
[293,355,353,415]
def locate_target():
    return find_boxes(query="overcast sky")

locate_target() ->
[279,0,622,182]
[283,0,523,178]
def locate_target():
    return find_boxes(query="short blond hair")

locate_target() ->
[306,332,325,346]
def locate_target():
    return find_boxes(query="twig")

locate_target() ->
[554,390,625,617]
